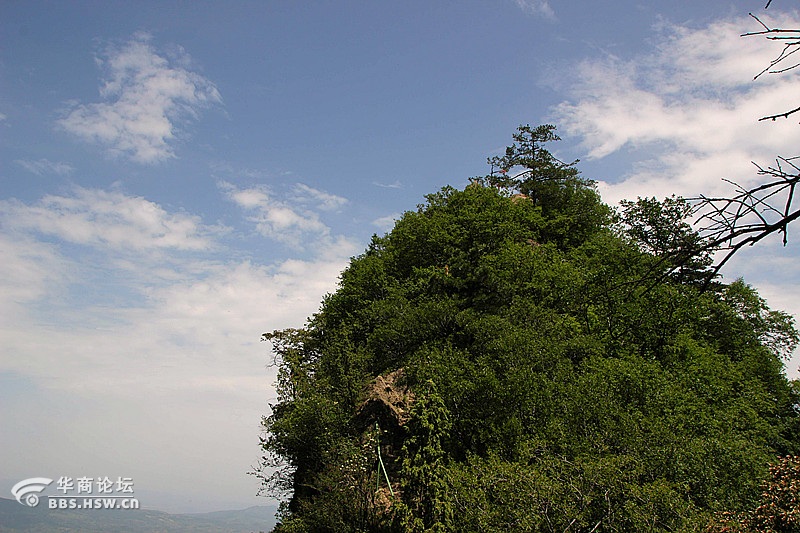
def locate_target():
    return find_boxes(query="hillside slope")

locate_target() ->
[255,126,800,532]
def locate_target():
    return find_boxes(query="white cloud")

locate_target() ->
[58,32,221,164]
[372,180,403,189]
[3,257,348,393]
[513,0,555,19]
[220,181,351,250]
[553,13,800,206]
[15,158,74,176]
[292,183,348,211]
[0,233,73,329]
[0,185,353,396]
[0,186,221,252]
[372,212,401,232]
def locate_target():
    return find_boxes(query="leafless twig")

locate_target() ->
[744,14,800,119]
[687,158,800,287]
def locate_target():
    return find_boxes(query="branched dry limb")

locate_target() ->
[687,158,800,287]
[743,13,800,119]
[653,2,800,290]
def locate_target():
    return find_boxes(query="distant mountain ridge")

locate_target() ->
[0,497,278,532]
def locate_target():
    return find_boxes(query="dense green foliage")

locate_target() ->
[254,126,800,532]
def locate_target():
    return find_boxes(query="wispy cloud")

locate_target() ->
[372,180,403,189]
[552,14,800,205]
[372,213,401,231]
[220,181,349,249]
[0,185,352,395]
[58,32,221,164]
[292,183,348,211]
[0,186,221,252]
[15,158,74,176]
[513,0,555,20]
[0,233,73,325]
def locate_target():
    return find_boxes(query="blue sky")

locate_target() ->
[2,0,799,514]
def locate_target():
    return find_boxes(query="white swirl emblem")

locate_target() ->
[11,478,53,507]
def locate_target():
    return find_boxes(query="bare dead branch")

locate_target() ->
[760,104,800,121]
[744,13,800,120]
[631,4,799,290]
[631,155,799,291]
[678,159,800,288]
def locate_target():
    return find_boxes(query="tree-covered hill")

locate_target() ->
[253,126,800,532]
